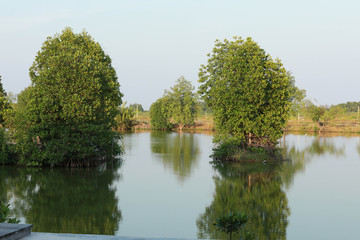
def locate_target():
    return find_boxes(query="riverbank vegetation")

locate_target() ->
[0,201,20,224]
[0,30,359,167]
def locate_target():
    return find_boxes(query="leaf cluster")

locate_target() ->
[0,202,20,223]
[214,212,249,240]
[166,76,198,128]
[0,75,12,126]
[303,100,345,127]
[150,97,172,130]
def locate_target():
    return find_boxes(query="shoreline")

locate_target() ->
[130,118,360,134]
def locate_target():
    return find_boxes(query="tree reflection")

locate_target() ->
[197,135,347,239]
[197,162,289,240]
[150,131,200,182]
[0,160,122,235]
[281,135,345,188]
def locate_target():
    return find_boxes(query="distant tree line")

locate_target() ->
[335,101,360,112]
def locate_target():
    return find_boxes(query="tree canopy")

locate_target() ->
[15,27,123,167]
[150,76,198,130]
[166,76,198,129]
[150,96,172,130]
[0,76,11,126]
[199,37,292,149]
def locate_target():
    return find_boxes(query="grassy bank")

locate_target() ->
[131,112,360,133]
[210,142,287,164]
[286,113,360,133]
[132,112,215,131]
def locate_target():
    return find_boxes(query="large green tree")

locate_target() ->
[16,27,123,167]
[199,37,292,149]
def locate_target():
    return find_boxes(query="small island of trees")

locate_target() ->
[0,28,358,167]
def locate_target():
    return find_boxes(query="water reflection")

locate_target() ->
[150,131,200,182]
[281,135,345,188]
[0,161,122,234]
[197,134,349,240]
[1,133,358,238]
[197,162,289,240]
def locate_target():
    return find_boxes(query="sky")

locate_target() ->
[0,0,359,110]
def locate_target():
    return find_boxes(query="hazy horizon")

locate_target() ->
[1,0,359,110]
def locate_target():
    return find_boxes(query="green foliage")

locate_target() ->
[336,101,360,112]
[210,142,238,161]
[198,100,212,115]
[150,97,172,130]
[199,37,292,149]
[115,102,136,130]
[304,100,345,131]
[129,103,144,112]
[0,202,20,223]
[214,212,249,240]
[14,27,123,167]
[323,105,345,123]
[150,76,198,130]
[166,76,198,129]
[304,101,325,123]
[287,71,306,116]
[211,141,284,163]
[0,128,14,165]
[0,75,12,126]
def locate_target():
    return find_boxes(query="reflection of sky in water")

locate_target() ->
[285,134,360,240]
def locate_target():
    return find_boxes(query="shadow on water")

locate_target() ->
[0,159,123,235]
[150,131,200,183]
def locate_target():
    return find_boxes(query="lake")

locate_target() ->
[1,132,360,239]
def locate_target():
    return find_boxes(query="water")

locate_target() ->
[1,132,360,239]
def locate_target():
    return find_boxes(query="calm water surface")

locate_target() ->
[1,132,360,239]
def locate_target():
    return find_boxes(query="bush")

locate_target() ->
[150,98,172,130]
[115,102,136,131]
[0,202,20,223]
[210,141,239,161]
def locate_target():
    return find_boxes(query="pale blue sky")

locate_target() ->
[0,0,359,109]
